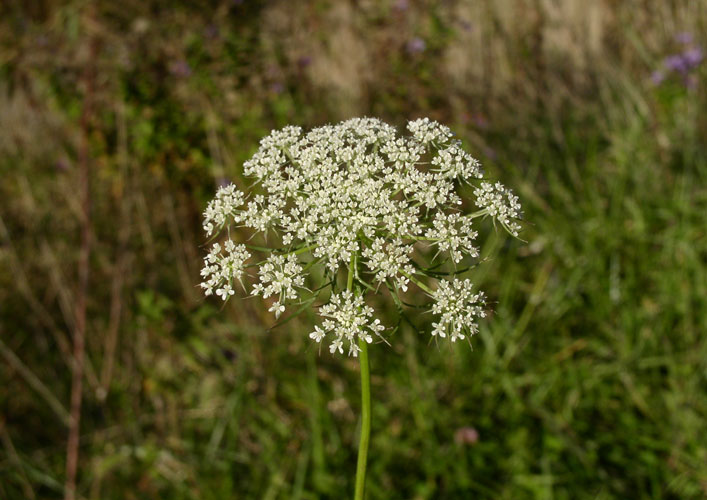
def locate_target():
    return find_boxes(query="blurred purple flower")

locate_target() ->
[664,47,703,74]
[297,55,312,69]
[650,70,665,86]
[393,0,409,12]
[54,159,70,172]
[270,82,285,94]
[683,47,703,67]
[473,113,488,129]
[454,427,479,445]
[664,54,687,73]
[216,177,230,188]
[406,37,426,55]
[170,60,192,78]
[459,20,474,33]
[675,32,693,45]
[651,69,665,85]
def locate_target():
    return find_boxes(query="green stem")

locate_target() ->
[292,244,317,256]
[347,252,356,290]
[354,338,371,500]
[401,271,435,294]
[349,251,371,500]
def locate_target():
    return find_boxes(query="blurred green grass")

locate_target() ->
[1,1,706,499]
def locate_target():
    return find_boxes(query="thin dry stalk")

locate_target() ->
[64,31,98,500]
[98,100,132,400]
[39,240,100,391]
[39,241,76,338]
[10,171,101,391]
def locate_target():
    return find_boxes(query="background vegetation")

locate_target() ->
[1,0,706,498]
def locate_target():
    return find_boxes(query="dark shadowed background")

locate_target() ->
[1,1,706,498]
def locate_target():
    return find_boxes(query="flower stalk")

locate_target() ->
[355,337,371,500]
[348,251,371,500]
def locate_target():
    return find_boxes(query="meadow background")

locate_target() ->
[1,0,706,498]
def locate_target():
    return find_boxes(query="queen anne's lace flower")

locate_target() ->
[252,254,305,318]
[202,185,245,236]
[425,212,479,264]
[200,240,251,299]
[432,142,483,180]
[473,182,522,236]
[200,117,523,354]
[308,291,384,357]
[430,279,486,342]
[407,117,453,145]
[362,238,415,292]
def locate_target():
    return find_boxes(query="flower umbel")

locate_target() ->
[200,117,523,354]
[473,181,522,236]
[252,253,305,318]
[309,290,384,357]
[202,184,245,236]
[199,240,251,299]
[430,279,487,342]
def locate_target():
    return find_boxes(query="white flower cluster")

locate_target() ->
[430,279,487,342]
[362,238,415,291]
[199,240,251,300]
[407,117,453,145]
[425,212,479,264]
[309,291,385,356]
[473,182,522,236]
[203,184,245,236]
[200,117,522,354]
[432,142,483,180]
[252,254,305,318]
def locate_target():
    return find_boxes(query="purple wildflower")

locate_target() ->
[661,45,703,83]
[683,47,703,67]
[454,427,479,445]
[393,0,409,12]
[54,159,70,172]
[170,60,192,78]
[664,54,688,73]
[473,113,488,129]
[406,37,426,55]
[650,70,665,85]
[675,32,693,45]
[297,56,312,69]
[459,20,474,33]
[651,43,702,88]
